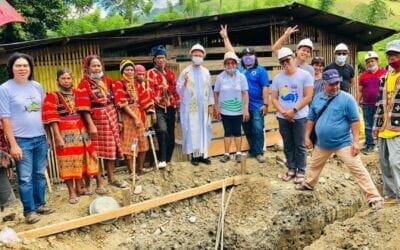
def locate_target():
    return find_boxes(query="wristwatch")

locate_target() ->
[293,107,298,113]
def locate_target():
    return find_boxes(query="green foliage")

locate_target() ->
[319,0,334,11]
[153,1,184,22]
[53,8,128,37]
[0,0,67,42]
[366,0,389,24]
[97,0,153,24]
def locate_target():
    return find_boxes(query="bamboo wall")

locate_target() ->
[31,43,100,91]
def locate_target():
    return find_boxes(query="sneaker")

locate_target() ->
[220,154,230,163]
[198,157,211,165]
[235,154,242,163]
[191,157,199,166]
[25,212,40,224]
[36,205,55,215]
[158,161,167,168]
[362,147,374,155]
[256,154,266,163]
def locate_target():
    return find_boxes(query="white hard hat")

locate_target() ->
[223,51,239,63]
[278,47,294,60]
[334,43,349,52]
[189,43,206,56]
[364,51,379,61]
[297,38,313,50]
[386,40,400,53]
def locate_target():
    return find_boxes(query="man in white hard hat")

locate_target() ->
[272,25,315,78]
[373,40,400,205]
[357,51,387,154]
[271,47,313,185]
[219,25,270,163]
[177,43,214,166]
[214,51,249,163]
[324,43,355,93]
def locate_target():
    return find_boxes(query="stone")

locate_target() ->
[188,216,197,223]
[133,185,142,194]
[153,228,162,235]
[165,211,172,217]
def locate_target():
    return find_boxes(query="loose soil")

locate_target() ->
[0,147,397,249]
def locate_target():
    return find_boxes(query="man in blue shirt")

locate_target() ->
[220,25,270,163]
[297,69,383,210]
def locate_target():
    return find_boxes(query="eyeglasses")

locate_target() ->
[335,53,347,56]
[279,58,291,65]
[225,62,237,66]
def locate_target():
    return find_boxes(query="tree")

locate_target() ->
[52,8,129,37]
[0,0,67,43]
[366,0,388,24]
[97,0,153,24]
[319,0,334,12]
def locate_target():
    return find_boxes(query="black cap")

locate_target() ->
[241,47,255,56]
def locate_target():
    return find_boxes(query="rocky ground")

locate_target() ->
[0,146,398,249]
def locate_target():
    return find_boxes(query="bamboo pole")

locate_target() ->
[17,175,247,239]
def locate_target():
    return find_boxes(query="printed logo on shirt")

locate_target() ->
[220,98,242,112]
[279,84,298,103]
[24,96,40,112]
[251,70,257,76]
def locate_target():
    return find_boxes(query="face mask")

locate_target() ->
[389,59,400,70]
[90,72,104,80]
[192,56,203,66]
[367,65,378,72]
[242,55,255,66]
[225,68,236,75]
[335,55,347,65]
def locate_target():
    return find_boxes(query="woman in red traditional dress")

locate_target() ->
[42,68,100,203]
[78,55,127,190]
[114,60,154,175]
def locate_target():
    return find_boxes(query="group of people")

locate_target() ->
[272,26,400,210]
[1,25,400,224]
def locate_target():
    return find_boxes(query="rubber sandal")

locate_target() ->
[68,197,79,204]
[37,205,55,215]
[110,179,128,188]
[78,188,94,196]
[25,212,40,224]
[294,173,305,184]
[369,197,384,210]
[295,182,314,191]
[95,187,109,195]
[282,171,295,182]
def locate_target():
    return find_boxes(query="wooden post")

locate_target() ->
[240,154,247,175]
[17,176,247,239]
[131,138,138,188]
[121,187,132,223]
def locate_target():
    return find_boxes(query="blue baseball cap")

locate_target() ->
[322,69,341,84]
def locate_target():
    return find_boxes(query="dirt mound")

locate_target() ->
[0,150,394,249]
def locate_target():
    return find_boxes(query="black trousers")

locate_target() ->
[155,106,176,162]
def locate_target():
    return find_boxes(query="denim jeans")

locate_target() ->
[362,105,377,148]
[155,106,176,162]
[243,109,265,156]
[15,135,48,216]
[277,117,307,174]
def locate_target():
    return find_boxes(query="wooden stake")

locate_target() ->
[17,175,247,239]
[240,154,247,175]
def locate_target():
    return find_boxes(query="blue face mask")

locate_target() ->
[335,55,347,65]
[242,55,255,66]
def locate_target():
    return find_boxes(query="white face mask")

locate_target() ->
[90,72,104,80]
[367,65,378,72]
[192,56,203,66]
[335,55,347,65]
[225,68,236,75]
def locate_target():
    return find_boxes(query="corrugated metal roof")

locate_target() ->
[0,2,396,52]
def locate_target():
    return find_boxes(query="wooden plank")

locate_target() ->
[17,176,246,239]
